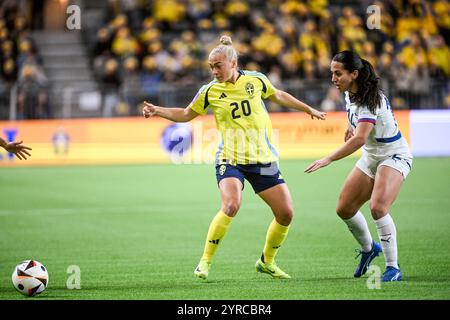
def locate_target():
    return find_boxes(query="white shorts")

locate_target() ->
[356,152,413,180]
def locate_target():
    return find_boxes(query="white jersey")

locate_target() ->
[344,91,412,158]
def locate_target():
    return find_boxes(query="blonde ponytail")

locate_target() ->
[220,35,232,46]
[210,35,238,62]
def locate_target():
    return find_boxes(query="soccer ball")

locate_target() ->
[12,260,49,296]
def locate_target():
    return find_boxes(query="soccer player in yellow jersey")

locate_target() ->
[143,35,326,279]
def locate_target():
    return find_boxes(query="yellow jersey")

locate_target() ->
[188,70,279,165]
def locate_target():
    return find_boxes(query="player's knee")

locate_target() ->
[336,198,349,219]
[336,204,355,220]
[370,202,388,220]
[277,205,294,225]
[222,201,240,217]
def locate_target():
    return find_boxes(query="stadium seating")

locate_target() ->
[0,0,449,119]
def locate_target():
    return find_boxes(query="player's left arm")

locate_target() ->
[268,90,326,120]
[304,122,374,173]
[0,137,32,160]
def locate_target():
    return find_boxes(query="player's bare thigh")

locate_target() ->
[337,166,374,219]
[219,177,243,217]
[370,165,404,220]
[257,183,294,226]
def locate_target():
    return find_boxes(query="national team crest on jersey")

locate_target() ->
[219,165,226,175]
[245,82,255,98]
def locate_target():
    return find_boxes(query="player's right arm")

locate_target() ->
[143,82,215,122]
[304,121,373,173]
[344,124,354,142]
[142,101,199,122]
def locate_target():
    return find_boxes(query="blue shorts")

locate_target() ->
[215,162,286,193]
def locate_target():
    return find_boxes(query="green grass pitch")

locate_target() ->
[0,158,449,300]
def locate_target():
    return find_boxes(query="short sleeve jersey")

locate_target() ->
[188,70,279,164]
[344,91,411,156]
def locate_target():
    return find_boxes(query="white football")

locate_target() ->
[12,260,49,296]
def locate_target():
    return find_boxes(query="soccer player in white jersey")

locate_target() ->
[305,50,413,282]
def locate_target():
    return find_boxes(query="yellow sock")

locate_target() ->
[201,210,233,263]
[262,219,290,264]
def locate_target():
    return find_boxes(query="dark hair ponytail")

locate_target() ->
[332,50,381,113]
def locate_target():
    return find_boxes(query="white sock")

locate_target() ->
[375,214,399,269]
[343,211,373,252]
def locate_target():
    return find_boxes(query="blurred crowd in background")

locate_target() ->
[0,0,49,119]
[1,0,449,119]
